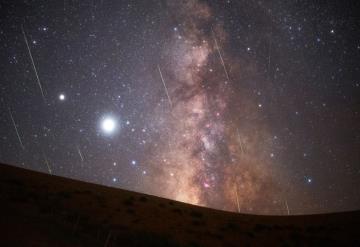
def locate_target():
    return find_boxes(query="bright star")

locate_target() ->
[101,117,117,134]
[59,94,65,101]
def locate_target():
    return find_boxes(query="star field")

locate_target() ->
[0,0,359,215]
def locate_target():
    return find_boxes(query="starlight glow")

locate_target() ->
[101,117,117,134]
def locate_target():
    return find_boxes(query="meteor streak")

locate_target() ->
[8,108,25,150]
[268,27,272,77]
[285,200,290,215]
[234,183,241,213]
[43,152,52,175]
[157,65,173,108]
[212,29,231,83]
[21,25,46,102]
[236,128,245,155]
[76,145,84,162]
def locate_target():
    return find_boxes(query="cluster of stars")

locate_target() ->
[0,0,358,215]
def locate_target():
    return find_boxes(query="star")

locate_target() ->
[59,94,66,101]
[101,117,117,134]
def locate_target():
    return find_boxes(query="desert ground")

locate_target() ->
[0,163,359,246]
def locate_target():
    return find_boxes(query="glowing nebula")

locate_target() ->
[141,0,287,213]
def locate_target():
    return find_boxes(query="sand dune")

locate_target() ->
[0,163,359,246]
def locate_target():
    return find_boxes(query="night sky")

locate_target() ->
[0,0,359,215]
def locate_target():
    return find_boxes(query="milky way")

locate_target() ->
[143,1,285,213]
[0,0,359,215]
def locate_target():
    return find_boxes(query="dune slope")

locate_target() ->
[0,163,359,246]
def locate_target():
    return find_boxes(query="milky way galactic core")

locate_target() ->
[0,0,359,215]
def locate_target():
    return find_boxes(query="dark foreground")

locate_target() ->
[0,163,359,246]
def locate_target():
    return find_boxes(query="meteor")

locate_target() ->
[43,152,52,175]
[76,145,84,162]
[8,108,25,150]
[21,25,46,102]
[234,183,241,213]
[236,128,245,155]
[211,29,231,83]
[285,200,290,215]
[157,65,173,108]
